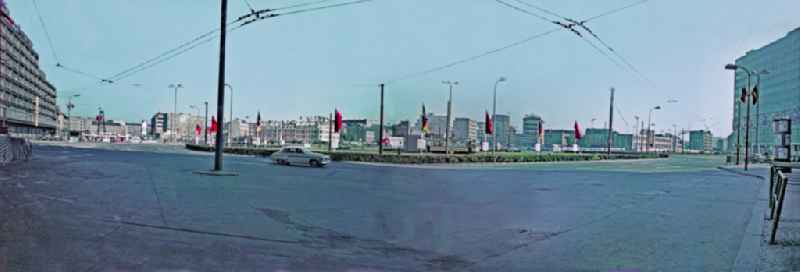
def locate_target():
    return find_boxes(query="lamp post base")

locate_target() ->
[193,170,239,176]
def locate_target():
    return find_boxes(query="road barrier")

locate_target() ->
[768,163,793,244]
[0,136,32,164]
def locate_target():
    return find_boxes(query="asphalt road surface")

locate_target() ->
[0,145,763,271]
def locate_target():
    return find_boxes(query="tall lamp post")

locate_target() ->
[492,77,506,155]
[442,80,458,156]
[647,105,661,152]
[725,64,757,170]
[65,94,80,139]
[168,83,183,142]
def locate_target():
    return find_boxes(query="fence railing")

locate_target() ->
[769,164,792,244]
[0,136,32,164]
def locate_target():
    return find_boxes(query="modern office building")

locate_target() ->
[579,128,633,151]
[731,27,800,160]
[543,129,575,150]
[518,114,543,149]
[688,130,713,152]
[0,3,58,137]
[453,117,477,144]
[492,114,511,148]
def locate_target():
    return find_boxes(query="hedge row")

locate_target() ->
[186,144,665,164]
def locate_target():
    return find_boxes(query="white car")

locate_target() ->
[271,147,331,167]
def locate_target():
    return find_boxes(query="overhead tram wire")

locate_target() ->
[105,0,375,84]
[31,0,59,64]
[377,0,648,85]
[384,27,561,85]
[497,0,651,84]
[55,63,107,81]
[582,0,649,24]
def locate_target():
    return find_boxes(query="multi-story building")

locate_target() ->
[453,117,477,144]
[518,114,543,149]
[150,112,168,138]
[714,137,727,153]
[259,116,336,145]
[688,130,713,153]
[0,3,58,137]
[731,27,800,159]
[492,114,511,148]
[543,129,575,151]
[579,128,633,151]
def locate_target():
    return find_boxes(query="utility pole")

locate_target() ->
[607,88,614,155]
[213,0,228,172]
[378,83,384,155]
[328,112,333,152]
[204,101,208,145]
[633,116,639,152]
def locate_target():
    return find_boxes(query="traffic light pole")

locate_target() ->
[744,74,752,171]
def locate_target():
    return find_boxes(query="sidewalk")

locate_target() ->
[720,164,800,271]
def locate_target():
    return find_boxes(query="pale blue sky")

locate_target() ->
[6,0,800,137]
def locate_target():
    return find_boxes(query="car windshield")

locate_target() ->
[2,1,798,271]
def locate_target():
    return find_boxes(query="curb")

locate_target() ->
[716,166,766,180]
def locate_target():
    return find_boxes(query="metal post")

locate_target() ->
[204,101,208,145]
[736,95,741,165]
[213,0,228,172]
[328,112,333,152]
[492,83,498,154]
[647,109,653,152]
[225,84,233,147]
[745,73,752,170]
[607,88,614,155]
[445,84,452,156]
[378,84,384,155]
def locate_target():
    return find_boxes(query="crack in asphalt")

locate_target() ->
[253,207,475,271]
[111,220,302,245]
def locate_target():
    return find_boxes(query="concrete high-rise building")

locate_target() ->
[731,27,800,159]
[492,114,511,148]
[518,114,543,149]
[0,3,59,137]
[453,117,477,144]
[688,130,713,152]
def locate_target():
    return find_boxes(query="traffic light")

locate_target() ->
[752,86,759,105]
[740,88,747,103]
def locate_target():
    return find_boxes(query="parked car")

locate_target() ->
[271,147,331,167]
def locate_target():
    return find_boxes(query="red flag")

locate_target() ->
[574,121,582,140]
[485,111,493,135]
[334,109,343,133]
[195,124,201,136]
[538,121,544,137]
[210,116,218,133]
[421,104,429,134]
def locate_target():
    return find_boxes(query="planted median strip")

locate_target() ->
[186,144,665,164]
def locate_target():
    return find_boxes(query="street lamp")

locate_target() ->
[725,63,754,170]
[492,77,506,155]
[647,105,661,152]
[442,80,458,155]
[168,83,183,142]
[66,94,80,140]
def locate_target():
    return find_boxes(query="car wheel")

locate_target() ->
[310,160,321,167]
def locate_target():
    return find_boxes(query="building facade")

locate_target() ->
[688,130,713,152]
[492,114,511,148]
[731,27,800,160]
[0,3,58,137]
[453,117,477,144]
[579,128,633,151]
